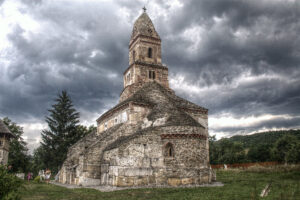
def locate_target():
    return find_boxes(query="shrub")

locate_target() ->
[3,191,21,200]
[0,166,23,200]
[33,176,41,183]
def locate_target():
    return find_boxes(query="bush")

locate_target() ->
[3,191,21,200]
[0,166,23,200]
[272,135,300,164]
[33,176,41,183]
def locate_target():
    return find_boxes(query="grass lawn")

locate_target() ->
[20,169,300,200]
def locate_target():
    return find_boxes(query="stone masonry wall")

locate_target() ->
[120,63,169,102]
[97,104,150,134]
[97,106,130,133]
[0,135,10,165]
[129,37,162,65]
[0,149,9,165]
[101,126,211,187]
[61,124,141,186]
[59,122,212,187]
[0,135,10,151]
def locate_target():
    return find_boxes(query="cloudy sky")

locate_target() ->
[1,0,300,152]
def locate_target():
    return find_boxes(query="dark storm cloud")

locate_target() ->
[1,0,300,146]
[209,77,300,117]
[155,0,300,125]
[1,0,132,122]
[162,0,300,75]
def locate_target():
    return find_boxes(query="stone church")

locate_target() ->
[58,10,215,187]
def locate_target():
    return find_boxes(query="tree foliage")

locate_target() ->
[210,130,300,164]
[0,165,23,200]
[2,118,30,173]
[228,130,300,148]
[247,144,272,162]
[210,138,246,164]
[36,91,88,174]
[271,135,300,164]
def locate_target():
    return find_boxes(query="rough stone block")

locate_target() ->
[101,164,109,173]
[78,177,101,186]
[148,175,156,184]
[134,176,148,186]
[155,176,167,185]
[150,158,164,167]
[153,117,166,126]
[109,166,119,176]
[167,178,181,186]
[142,158,151,167]
[199,174,209,184]
[181,178,193,185]
[124,168,153,176]
[117,176,134,187]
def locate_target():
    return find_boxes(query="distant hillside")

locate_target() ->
[225,129,300,148]
[210,129,300,164]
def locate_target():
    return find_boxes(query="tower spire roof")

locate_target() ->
[130,11,160,42]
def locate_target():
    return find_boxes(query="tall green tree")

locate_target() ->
[39,90,85,173]
[2,117,30,173]
[272,135,300,164]
[209,135,218,164]
[31,146,47,176]
[247,144,272,162]
[209,138,247,164]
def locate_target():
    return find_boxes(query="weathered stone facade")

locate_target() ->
[58,10,215,187]
[0,119,15,165]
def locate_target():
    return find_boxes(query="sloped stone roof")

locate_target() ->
[65,124,124,162]
[97,81,207,127]
[103,126,152,153]
[0,119,15,138]
[125,82,207,111]
[131,12,160,41]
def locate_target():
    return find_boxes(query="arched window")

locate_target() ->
[164,143,174,157]
[148,48,152,58]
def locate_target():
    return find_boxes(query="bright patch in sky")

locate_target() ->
[20,122,47,153]
[209,114,294,129]
[181,25,205,54]
[0,1,40,45]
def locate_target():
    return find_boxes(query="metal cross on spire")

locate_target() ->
[143,6,147,12]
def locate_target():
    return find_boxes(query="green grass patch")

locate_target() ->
[20,169,300,200]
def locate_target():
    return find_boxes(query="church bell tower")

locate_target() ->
[120,9,171,102]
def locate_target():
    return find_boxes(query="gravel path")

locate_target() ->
[50,181,224,192]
